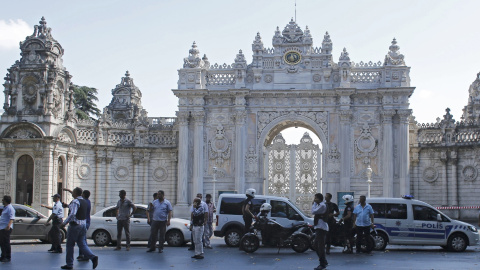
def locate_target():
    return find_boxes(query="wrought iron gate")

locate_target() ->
[266,132,321,213]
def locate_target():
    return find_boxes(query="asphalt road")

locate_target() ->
[2,238,480,270]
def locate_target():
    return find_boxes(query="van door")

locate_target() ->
[383,203,415,244]
[412,204,448,244]
[270,200,304,227]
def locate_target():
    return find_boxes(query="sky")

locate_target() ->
[1,0,479,146]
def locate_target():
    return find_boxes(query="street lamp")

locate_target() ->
[366,165,373,198]
[212,167,218,206]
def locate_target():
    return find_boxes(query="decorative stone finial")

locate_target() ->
[125,70,130,77]
[31,16,53,39]
[384,37,405,66]
[189,41,199,57]
[339,47,350,61]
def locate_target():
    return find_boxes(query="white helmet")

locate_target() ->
[245,188,256,198]
[260,203,272,212]
[343,194,354,204]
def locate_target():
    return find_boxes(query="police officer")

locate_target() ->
[242,188,256,234]
[339,194,355,253]
[42,194,64,253]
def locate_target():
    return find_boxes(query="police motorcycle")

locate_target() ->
[239,203,311,254]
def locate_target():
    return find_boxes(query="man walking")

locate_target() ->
[42,194,64,253]
[325,193,339,254]
[191,198,205,259]
[203,194,216,249]
[115,190,136,251]
[60,187,98,270]
[147,190,172,253]
[353,195,375,254]
[0,196,14,263]
[77,190,91,261]
[311,193,328,270]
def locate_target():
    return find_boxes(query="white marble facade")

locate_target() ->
[1,18,479,219]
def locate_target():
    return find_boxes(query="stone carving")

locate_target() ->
[8,128,41,139]
[462,165,477,181]
[57,131,72,143]
[312,74,322,82]
[422,167,438,182]
[77,164,91,179]
[183,42,208,69]
[281,19,304,43]
[264,74,273,83]
[354,124,377,163]
[114,166,129,181]
[327,144,340,174]
[153,167,168,182]
[384,38,405,66]
[245,145,258,177]
[208,124,232,165]
[257,111,328,139]
[34,159,42,203]
[5,160,12,195]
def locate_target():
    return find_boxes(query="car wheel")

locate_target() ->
[373,232,388,251]
[166,229,184,247]
[224,228,242,247]
[447,233,468,252]
[93,230,112,246]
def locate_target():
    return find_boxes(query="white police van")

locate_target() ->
[214,194,314,246]
[367,196,479,252]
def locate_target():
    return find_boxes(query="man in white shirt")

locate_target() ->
[0,196,15,263]
[42,194,64,253]
[311,193,329,270]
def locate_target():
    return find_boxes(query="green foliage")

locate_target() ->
[72,85,101,120]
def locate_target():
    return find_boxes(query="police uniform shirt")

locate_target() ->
[343,204,354,226]
[243,198,253,217]
[53,201,64,218]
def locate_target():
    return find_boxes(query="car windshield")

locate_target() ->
[288,200,311,218]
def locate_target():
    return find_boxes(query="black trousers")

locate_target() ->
[356,226,370,251]
[49,218,63,251]
[117,219,131,247]
[0,229,12,260]
[314,229,328,267]
[326,222,336,249]
[243,216,252,234]
[149,220,167,250]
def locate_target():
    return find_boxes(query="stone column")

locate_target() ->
[94,150,104,212]
[449,150,458,208]
[339,110,352,191]
[381,110,395,197]
[410,149,420,198]
[32,143,44,209]
[176,111,190,205]
[105,150,113,206]
[66,151,75,203]
[132,151,142,202]
[192,111,205,197]
[143,152,150,203]
[4,143,15,197]
[440,151,448,206]
[234,110,247,193]
[397,110,412,195]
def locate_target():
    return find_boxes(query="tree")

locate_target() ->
[72,85,101,120]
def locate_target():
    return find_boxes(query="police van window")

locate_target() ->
[271,201,288,218]
[219,197,265,215]
[413,205,442,221]
[132,208,147,219]
[371,203,386,218]
[385,204,408,219]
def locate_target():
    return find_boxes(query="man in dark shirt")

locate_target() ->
[325,193,339,254]
[339,195,355,254]
[77,190,91,261]
[114,190,136,251]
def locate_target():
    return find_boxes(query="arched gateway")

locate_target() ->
[173,19,413,215]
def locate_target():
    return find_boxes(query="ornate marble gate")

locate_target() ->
[266,132,321,212]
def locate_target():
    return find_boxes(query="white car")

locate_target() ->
[87,204,190,247]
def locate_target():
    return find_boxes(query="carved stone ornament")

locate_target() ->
[264,74,273,83]
[57,131,72,143]
[245,145,258,177]
[462,165,477,181]
[77,164,91,179]
[313,74,322,82]
[327,144,340,174]
[153,167,168,182]
[8,128,41,139]
[114,166,129,181]
[208,124,232,165]
[257,111,328,139]
[422,167,438,182]
[355,123,377,158]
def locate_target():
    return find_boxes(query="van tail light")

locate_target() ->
[216,215,219,227]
